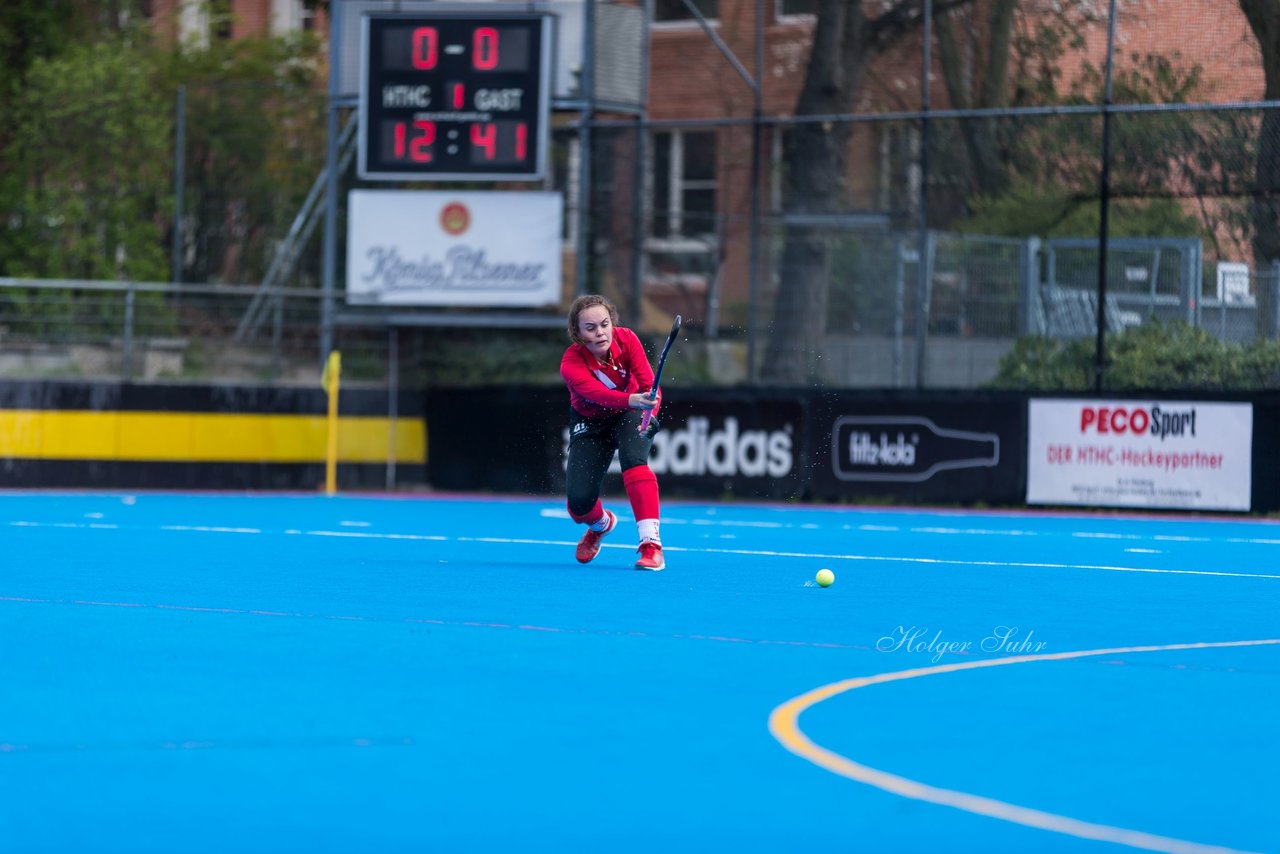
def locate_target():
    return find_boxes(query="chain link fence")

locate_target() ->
[577,100,1280,388]
[5,4,1280,389]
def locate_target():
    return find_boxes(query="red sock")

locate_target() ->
[622,465,660,524]
[569,499,604,526]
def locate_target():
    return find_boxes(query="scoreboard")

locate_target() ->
[358,13,551,181]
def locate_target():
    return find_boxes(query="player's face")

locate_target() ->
[577,305,613,360]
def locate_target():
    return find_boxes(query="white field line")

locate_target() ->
[9,518,1280,580]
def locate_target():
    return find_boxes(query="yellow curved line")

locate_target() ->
[769,639,1280,854]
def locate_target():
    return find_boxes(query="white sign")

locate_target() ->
[1026,399,1252,511]
[1216,261,1253,305]
[346,190,563,307]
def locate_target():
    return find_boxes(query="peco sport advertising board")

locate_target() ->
[1026,398,1253,511]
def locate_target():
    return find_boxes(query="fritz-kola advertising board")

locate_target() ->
[807,394,1023,504]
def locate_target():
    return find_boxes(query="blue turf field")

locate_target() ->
[2,492,1278,853]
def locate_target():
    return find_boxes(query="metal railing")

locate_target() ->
[4,251,1279,388]
[0,278,325,383]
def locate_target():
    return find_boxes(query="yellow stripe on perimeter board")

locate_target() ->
[0,410,426,464]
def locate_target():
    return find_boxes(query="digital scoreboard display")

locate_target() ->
[358,13,551,181]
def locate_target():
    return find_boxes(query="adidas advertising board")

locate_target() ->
[560,397,806,500]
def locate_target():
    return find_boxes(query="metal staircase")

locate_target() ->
[233,111,359,344]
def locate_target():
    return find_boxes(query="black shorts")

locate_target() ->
[565,408,657,514]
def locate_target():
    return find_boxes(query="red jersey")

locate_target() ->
[560,326,658,419]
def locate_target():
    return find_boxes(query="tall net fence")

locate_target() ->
[581,100,1280,388]
[5,2,1280,389]
[173,83,331,292]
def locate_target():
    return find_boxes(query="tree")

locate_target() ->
[1240,0,1280,335]
[987,320,1280,390]
[0,2,92,196]
[934,0,1018,199]
[0,4,326,288]
[762,0,958,384]
[159,28,326,285]
[3,35,171,281]
[0,0,152,120]
[959,50,1252,249]
[932,0,1100,205]
[761,0,1262,387]
[0,1,177,279]
[759,0,1096,383]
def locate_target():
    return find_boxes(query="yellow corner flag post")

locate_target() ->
[322,350,342,495]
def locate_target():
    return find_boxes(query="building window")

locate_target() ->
[271,0,318,34]
[771,127,791,213]
[654,0,718,24]
[646,130,718,299]
[211,0,233,41]
[651,130,717,240]
[878,123,919,215]
[776,0,817,18]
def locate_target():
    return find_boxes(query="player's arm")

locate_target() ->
[560,352,635,411]
[618,328,661,414]
[628,392,658,410]
[619,328,656,391]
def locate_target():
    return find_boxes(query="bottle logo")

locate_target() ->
[832,416,999,482]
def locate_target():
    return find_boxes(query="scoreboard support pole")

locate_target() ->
[319,2,350,365]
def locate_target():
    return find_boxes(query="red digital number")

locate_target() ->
[394,120,436,162]
[411,27,438,70]
[451,83,465,109]
[515,122,527,161]
[471,123,497,160]
[473,27,499,70]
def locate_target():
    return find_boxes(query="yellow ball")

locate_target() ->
[815,568,835,588]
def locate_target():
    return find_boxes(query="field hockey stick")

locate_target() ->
[639,315,681,434]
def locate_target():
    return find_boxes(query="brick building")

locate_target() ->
[148,0,324,41]
[147,0,1267,325]
[639,0,1266,324]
